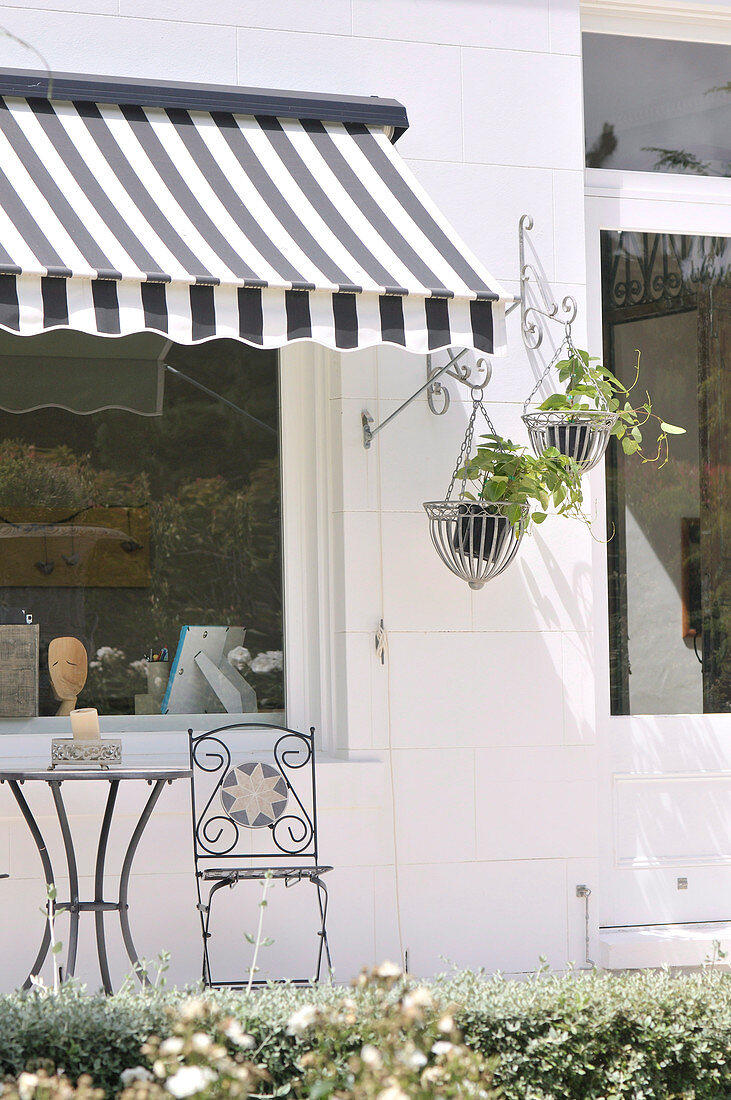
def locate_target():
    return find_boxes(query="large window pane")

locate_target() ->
[583,33,731,176]
[0,332,283,721]
[602,231,731,714]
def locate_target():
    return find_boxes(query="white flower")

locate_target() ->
[17,1073,39,1100]
[403,987,432,1010]
[397,1047,427,1070]
[360,1045,383,1069]
[227,646,252,672]
[96,646,124,662]
[376,1088,409,1100]
[223,1019,255,1049]
[160,1037,185,1056]
[190,1033,212,1053]
[129,660,147,675]
[120,1068,154,1086]
[375,960,402,979]
[437,1014,454,1033]
[431,1041,455,1057]
[179,999,205,1020]
[164,1066,216,1099]
[250,650,283,674]
[286,1004,320,1036]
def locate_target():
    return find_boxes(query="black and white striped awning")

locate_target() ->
[0,71,511,355]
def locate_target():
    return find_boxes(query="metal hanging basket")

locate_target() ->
[423,392,528,591]
[521,333,618,474]
[522,408,618,473]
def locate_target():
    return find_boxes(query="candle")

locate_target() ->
[70,707,100,740]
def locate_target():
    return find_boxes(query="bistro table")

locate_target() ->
[0,765,191,993]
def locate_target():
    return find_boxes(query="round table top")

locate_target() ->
[0,766,192,782]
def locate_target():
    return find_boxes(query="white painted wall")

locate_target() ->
[0,0,600,988]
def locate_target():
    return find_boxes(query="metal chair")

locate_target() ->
[188,722,332,986]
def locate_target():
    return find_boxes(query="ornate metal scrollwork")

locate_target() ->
[426,348,493,415]
[604,231,731,314]
[519,214,578,350]
[191,725,317,861]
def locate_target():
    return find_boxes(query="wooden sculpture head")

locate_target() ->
[49,636,88,716]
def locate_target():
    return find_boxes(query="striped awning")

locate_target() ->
[0,72,511,355]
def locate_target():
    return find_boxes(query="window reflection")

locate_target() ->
[0,333,283,720]
[583,33,731,176]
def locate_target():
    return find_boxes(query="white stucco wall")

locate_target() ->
[0,0,600,989]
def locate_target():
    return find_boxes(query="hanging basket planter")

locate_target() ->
[424,499,528,590]
[522,408,618,474]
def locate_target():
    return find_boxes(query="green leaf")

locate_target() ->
[533,512,548,523]
[660,421,686,435]
[621,438,640,455]
[244,933,255,944]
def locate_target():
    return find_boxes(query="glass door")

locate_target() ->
[586,180,731,929]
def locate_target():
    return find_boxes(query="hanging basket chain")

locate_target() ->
[445,391,505,501]
[522,331,572,415]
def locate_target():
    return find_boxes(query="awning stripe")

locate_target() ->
[30,99,165,278]
[0,89,512,353]
[301,118,452,296]
[216,113,355,289]
[353,121,497,297]
[257,116,400,291]
[167,109,308,286]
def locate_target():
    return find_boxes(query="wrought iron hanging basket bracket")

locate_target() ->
[519,213,578,350]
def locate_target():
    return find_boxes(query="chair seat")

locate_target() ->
[201,865,332,882]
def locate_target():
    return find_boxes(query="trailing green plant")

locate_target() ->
[457,433,585,532]
[538,345,685,465]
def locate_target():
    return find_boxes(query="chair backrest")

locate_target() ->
[188,723,320,869]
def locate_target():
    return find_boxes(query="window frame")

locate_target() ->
[0,341,340,751]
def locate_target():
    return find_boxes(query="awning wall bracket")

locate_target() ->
[361,347,491,448]
[360,212,578,448]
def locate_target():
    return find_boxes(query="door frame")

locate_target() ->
[585,167,731,927]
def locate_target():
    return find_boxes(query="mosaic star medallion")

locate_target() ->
[220,761,289,829]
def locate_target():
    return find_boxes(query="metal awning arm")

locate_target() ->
[362,347,480,448]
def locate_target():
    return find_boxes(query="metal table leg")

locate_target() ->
[118,779,167,985]
[94,781,119,995]
[49,783,79,980]
[7,781,56,990]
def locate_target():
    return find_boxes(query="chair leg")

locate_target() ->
[311,875,332,982]
[200,878,234,987]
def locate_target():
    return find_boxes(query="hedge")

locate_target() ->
[2,968,731,1099]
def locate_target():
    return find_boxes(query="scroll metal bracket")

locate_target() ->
[519,212,578,350]
[361,346,492,449]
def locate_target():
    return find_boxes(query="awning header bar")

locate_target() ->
[0,68,410,140]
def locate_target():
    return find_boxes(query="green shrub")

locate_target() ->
[3,968,731,1099]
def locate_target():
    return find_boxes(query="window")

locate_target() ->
[583,33,731,176]
[0,332,283,723]
[601,230,730,714]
